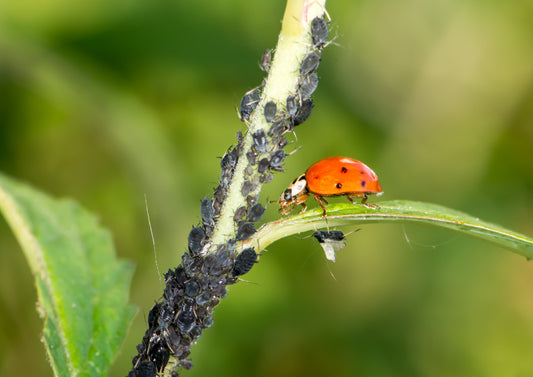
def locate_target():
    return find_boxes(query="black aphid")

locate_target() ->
[300,51,321,75]
[158,303,174,326]
[202,316,214,328]
[190,326,203,340]
[233,206,247,222]
[232,248,258,276]
[264,101,277,122]
[293,99,313,126]
[270,149,286,168]
[150,342,170,372]
[220,148,238,172]
[258,158,270,173]
[286,95,299,119]
[246,195,257,207]
[252,130,268,154]
[313,230,345,242]
[162,327,181,354]
[248,203,265,222]
[187,227,205,255]
[246,151,257,165]
[259,173,274,183]
[241,181,255,197]
[184,280,200,297]
[181,360,194,370]
[148,303,161,329]
[269,120,286,137]
[176,307,196,334]
[312,230,348,262]
[311,17,329,49]
[227,238,237,253]
[236,222,256,241]
[131,361,157,377]
[239,88,261,121]
[299,73,319,99]
[200,196,215,226]
[260,49,272,72]
[196,292,211,306]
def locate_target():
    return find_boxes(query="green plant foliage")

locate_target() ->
[249,200,533,259]
[0,173,136,377]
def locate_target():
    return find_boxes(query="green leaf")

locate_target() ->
[0,173,136,377]
[246,200,533,259]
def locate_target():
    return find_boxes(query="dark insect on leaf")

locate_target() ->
[264,101,277,122]
[300,51,321,75]
[241,181,255,197]
[239,88,261,121]
[270,149,286,168]
[133,361,157,377]
[260,49,272,72]
[234,206,247,222]
[150,342,170,373]
[236,222,256,241]
[258,158,270,173]
[188,227,206,255]
[176,307,196,334]
[294,99,313,126]
[311,17,329,48]
[232,248,258,276]
[200,196,215,226]
[299,73,319,99]
[252,130,268,154]
[286,95,299,119]
[248,203,266,222]
[312,230,347,262]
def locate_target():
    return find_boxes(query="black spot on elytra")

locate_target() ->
[361,180,366,187]
[341,167,348,173]
[360,170,365,174]
[336,183,342,189]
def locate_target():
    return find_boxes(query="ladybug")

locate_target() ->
[279,157,383,216]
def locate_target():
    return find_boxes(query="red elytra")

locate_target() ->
[279,156,383,216]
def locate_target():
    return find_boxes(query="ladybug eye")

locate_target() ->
[283,189,292,201]
[336,183,342,189]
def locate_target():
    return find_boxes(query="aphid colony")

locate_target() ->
[128,16,330,377]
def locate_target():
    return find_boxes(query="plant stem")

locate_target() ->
[208,0,327,249]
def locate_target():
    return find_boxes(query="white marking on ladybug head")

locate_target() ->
[290,175,307,197]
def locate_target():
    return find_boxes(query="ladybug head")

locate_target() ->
[278,174,309,212]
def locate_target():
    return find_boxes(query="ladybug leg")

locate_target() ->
[360,193,380,209]
[313,194,328,217]
[281,202,295,215]
[298,202,307,214]
[346,195,355,204]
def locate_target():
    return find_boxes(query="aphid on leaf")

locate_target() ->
[300,51,321,75]
[293,99,313,126]
[239,88,260,121]
[299,73,319,99]
[187,227,206,255]
[312,230,346,262]
[232,248,258,276]
[260,49,272,72]
[311,17,329,49]
[236,222,256,241]
[264,101,277,123]
[252,129,268,154]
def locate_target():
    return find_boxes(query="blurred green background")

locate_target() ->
[1,0,533,376]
